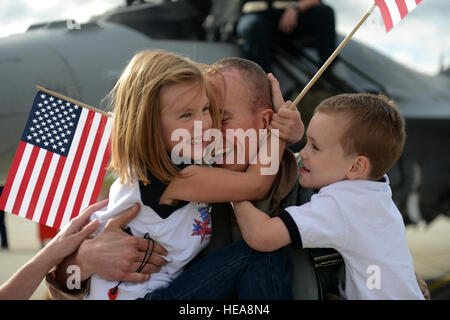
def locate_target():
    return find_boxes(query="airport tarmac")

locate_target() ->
[1,212,449,300]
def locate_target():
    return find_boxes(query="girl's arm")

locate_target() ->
[232,200,291,252]
[0,201,101,299]
[161,74,302,205]
[161,129,287,204]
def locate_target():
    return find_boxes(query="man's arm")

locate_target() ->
[52,203,168,294]
[232,200,291,252]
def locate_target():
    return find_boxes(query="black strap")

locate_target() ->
[309,248,345,299]
[109,230,154,297]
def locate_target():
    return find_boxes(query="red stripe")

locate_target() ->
[415,0,422,5]
[12,145,40,215]
[375,0,394,32]
[89,139,111,206]
[395,0,409,18]
[39,156,66,227]
[53,110,95,229]
[70,115,108,220]
[25,151,53,220]
[0,141,27,212]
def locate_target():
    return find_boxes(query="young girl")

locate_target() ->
[84,50,289,300]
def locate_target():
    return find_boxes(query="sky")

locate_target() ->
[0,0,449,75]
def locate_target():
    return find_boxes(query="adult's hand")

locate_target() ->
[76,203,168,282]
[55,203,168,290]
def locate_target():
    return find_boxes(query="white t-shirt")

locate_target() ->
[280,175,423,300]
[84,177,212,300]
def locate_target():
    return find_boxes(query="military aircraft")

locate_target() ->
[0,0,449,228]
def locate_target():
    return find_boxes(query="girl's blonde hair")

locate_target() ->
[108,49,222,185]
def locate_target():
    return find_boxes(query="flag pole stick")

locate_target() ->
[289,3,377,110]
[36,85,111,117]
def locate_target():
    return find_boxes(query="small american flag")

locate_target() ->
[0,88,112,229]
[375,0,423,32]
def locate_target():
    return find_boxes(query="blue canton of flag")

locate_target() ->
[21,92,83,157]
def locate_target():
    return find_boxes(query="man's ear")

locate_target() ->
[347,155,371,180]
[260,109,274,129]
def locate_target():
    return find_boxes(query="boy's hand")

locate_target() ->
[270,102,305,144]
[268,73,305,144]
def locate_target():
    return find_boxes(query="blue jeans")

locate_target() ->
[144,240,292,300]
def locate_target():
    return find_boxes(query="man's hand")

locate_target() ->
[55,203,168,290]
[77,203,168,282]
[268,73,304,144]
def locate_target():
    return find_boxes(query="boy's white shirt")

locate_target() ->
[284,175,424,300]
[84,178,212,300]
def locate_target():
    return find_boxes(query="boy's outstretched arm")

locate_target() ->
[232,201,292,252]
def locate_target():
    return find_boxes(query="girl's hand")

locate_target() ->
[42,199,103,266]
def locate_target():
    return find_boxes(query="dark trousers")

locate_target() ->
[0,187,8,248]
[144,240,293,300]
[236,3,336,73]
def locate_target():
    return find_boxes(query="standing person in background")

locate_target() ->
[236,0,336,73]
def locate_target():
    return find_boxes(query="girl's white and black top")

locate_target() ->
[278,175,424,300]
[84,167,212,300]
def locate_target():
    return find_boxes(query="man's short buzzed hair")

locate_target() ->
[213,57,273,112]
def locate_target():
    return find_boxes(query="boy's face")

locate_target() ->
[298,112,356,189]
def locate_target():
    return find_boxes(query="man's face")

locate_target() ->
[216,69,266,172]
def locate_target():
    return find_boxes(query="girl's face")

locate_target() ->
[160,81,212,160]
[298,112,356,189]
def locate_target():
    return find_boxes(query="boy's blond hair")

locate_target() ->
[108,50,221,185]
[315,93,406,180]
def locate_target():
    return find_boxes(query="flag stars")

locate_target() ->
[29,93,82,156]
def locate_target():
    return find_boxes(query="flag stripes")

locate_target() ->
[375,0,423,32]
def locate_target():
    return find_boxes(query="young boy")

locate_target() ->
[233,93,424,299]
